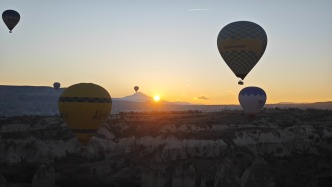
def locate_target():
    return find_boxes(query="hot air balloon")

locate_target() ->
[238,86,266,118]
[217,21,267,85]
[2,10,20,33]
[53,82,60,90]
[134,86,139,93]
[58,83,112,145]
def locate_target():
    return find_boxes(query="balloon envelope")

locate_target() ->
[53,82,60,90]
[58,83,112,145]
[2,10,20,32]
[134,86,139,92]
[217,21,267,80]
[238,86,266,116]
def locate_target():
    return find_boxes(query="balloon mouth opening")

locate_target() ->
[236,74,246,80]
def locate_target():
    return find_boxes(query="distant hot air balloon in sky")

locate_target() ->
[134,86,139,93]
[239,86,266,118]
[58,83,112,145]
[2,10,20,33]
[217,21,267,85]
[53,82,60,90]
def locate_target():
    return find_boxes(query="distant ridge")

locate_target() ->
[276,102,298,104]
[116,92,152,102]
[266,101,332,110]
[0,85,331,116]
[275,101,332,105]
[0,85,64,116]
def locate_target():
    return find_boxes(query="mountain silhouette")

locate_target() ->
[117,92,192,105]
[119,92,152,102]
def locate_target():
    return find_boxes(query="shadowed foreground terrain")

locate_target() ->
[0,108,332,187]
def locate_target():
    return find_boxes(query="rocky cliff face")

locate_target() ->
[0,116,80,166]
[0,109,332,187]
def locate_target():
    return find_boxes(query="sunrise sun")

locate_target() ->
[153,95,160,102]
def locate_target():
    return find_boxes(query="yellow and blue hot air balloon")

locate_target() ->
[58,83,112,145]
[217,21,267,85]
[2,10,20,33]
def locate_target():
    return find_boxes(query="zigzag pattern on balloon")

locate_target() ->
[239,87,266,96]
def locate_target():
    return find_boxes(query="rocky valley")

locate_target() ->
[0,108,331,187]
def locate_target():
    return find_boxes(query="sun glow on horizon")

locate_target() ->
[153,95,160,102]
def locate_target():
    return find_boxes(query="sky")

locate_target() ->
[1,0,331,105]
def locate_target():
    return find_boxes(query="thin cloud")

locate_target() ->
[189,8,207,12]
[194,95,209,100]
[227,90,235,95]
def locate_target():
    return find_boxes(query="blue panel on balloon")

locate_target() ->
[239,87,266,96]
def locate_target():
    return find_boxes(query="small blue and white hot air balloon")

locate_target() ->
[238,86,266,118]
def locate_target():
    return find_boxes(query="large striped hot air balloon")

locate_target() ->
[217,21,267,85]
[58,83,112,145]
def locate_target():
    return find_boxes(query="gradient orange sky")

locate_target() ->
[1,1,331,104]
